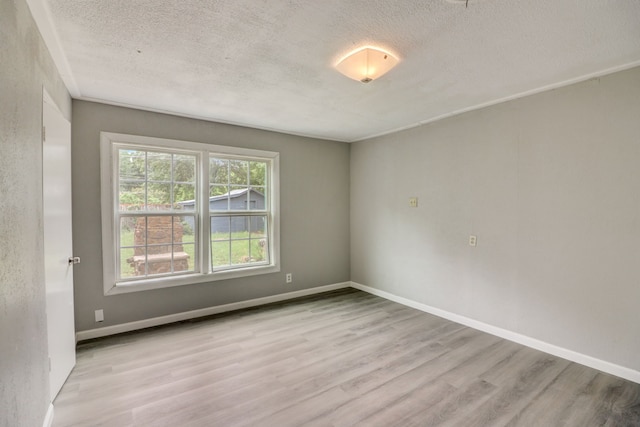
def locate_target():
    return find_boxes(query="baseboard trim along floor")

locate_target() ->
[350,281,640,385]
[55,287,640,426]
[75,282,351,342]
[75,280,639,384]
[42,403,54,427]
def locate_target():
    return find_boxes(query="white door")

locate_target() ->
[43,92,76,401]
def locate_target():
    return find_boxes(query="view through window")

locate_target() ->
[101,133,280,294]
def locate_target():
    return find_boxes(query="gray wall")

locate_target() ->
[351,66,640,372]
[72,100,350,332]
[0,0,71,425]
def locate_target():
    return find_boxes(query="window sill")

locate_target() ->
[105,264,281,295]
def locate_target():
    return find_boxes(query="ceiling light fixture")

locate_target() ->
[335,46,399,83]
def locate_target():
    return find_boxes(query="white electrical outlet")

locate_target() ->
[286,273,293,283]
[95,309,104,322]
[409,197,418,207]
[469,235,477,247]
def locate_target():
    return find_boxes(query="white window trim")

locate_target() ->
[100,132,280,295]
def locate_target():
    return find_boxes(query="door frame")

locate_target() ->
[42,88,76,402]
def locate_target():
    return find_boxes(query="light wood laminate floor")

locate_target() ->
[53,288,640,426]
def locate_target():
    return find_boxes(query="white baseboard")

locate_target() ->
[42,403,54,427]
[74,279,640,384]
[76,282,351,342]
[350,281,640,384]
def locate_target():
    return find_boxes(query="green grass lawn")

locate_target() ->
[211,231,267,268]
[119,228,266,278]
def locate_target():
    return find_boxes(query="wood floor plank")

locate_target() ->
[352,379,458,427]
[404,379,498,427]
[52,288,640,427]
[463,353,572,427]
[562,372,640,427]
[503,362,598,426]
[339,328,501,397]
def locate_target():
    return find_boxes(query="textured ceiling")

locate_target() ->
[32,0,640,142]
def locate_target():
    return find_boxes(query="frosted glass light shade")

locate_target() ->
[335,47,399,83]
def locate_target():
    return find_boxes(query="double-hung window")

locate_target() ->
[100,132,279,295]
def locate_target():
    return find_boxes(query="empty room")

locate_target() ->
[2,0,640,426]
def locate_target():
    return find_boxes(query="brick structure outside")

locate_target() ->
[128,216,190,275]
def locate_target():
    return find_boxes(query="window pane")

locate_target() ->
[210,185,230,211]
[147,254,171,276]
[119,217,147,278]
[180,216,196,242]
[119,182,146,210]
[119,150,145,181]
[230,186,249,210]
[120,216,139,246]
[248,187,266,211]
[132,247,148,276]
[210,215,270,268]
[174,183,195,208]
[145,216,173,253]
[230,216,249,235]
[148,183,171,209]
[249,215,267,239]
[174,154,195,183]
[252,236,268,262]
[181,243,195,271]
[177,215,196,273]
[229,159,249,185]
[173,244,192,273]
[147,152,171,181]
[211,216,230,238]
[119,247,137,278]
[130,216,171,276]
[251,237,269,262]
[210,185,228,197]
[231,239,250,265]
[248,215,268,263]
[119,150,197,213]
[249,161,266,186]
[225,215,268,265]
[211,241,230,268]
[121,215,198,277]
[210,158,229,184]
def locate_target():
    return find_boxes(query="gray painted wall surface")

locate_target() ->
[351,66,640,372]
[72,100,350,332]
[0,0,71,425]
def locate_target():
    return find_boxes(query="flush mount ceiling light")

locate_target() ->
[335,46,399,83]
